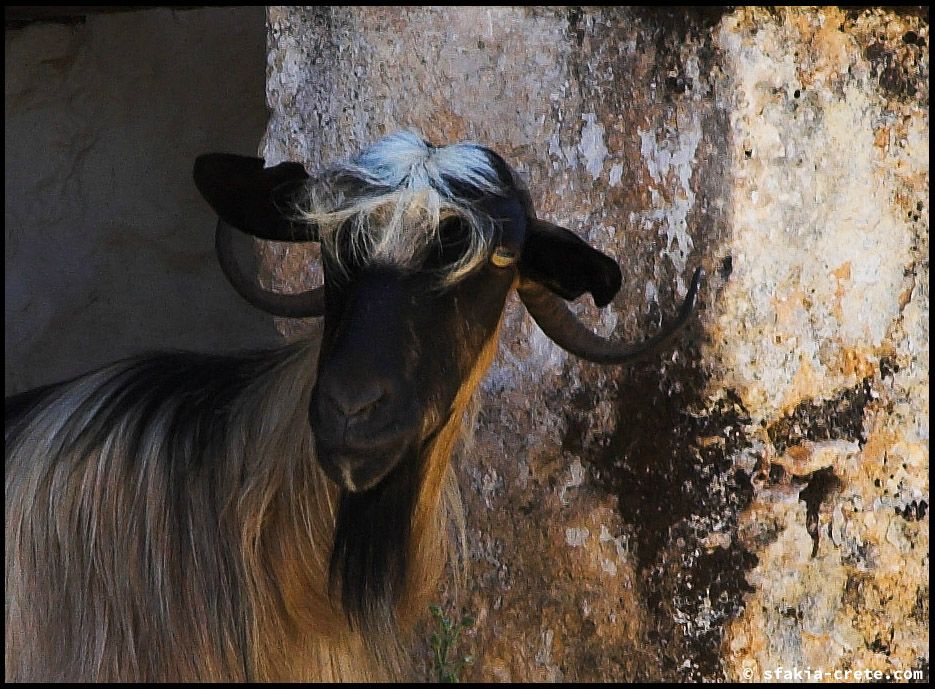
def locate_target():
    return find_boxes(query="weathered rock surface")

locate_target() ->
[262,7,928,682]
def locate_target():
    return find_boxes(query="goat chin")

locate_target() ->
[4,332,467,682]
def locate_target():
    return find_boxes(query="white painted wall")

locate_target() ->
[5,6,280,395]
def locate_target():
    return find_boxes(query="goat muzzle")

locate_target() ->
[310,374,421,492]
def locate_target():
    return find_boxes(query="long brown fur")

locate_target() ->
[4,306,503,682]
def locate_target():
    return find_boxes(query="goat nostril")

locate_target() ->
[324,380,386,418]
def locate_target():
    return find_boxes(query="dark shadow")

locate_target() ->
[4,7,282,396]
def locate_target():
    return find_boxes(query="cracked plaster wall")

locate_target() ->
[262,7,928,682]
[5,6,278,396]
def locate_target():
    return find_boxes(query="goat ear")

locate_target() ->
[193,153,315,242]
[519,220,622,307]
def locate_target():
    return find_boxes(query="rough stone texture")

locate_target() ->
[263,7,928,682]
[713,9,929,683]
[5,6,279,396]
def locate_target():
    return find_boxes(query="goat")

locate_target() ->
[5,131,701,681]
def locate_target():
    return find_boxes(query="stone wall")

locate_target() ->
[263,7,928,681]
[5,6,278,395]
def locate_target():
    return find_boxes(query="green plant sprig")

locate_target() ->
[429,605,475,683]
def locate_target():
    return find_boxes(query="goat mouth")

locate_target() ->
[318,417,448,493]
[316,440,410,493]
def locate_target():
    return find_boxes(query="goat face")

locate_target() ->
[310,215,521,492]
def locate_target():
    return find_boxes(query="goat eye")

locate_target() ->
[490,246,518,268]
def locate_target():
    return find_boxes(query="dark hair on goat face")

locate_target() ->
[193,131,701,626]
[306,135,530,495]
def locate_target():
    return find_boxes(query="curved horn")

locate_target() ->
[518,267,702,364]
[215,219,324,318]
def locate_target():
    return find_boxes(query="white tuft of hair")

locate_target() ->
[294,131,510,283]
[341,131,504,197]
